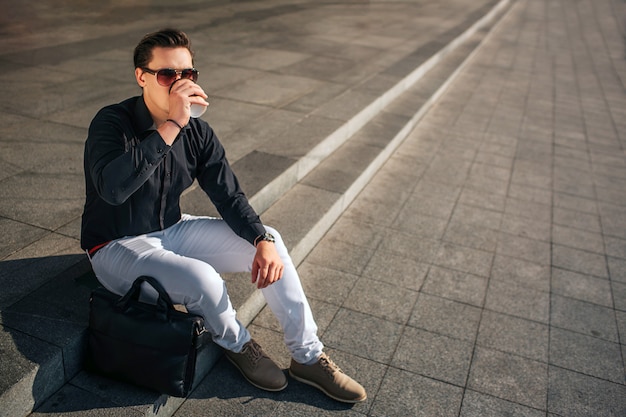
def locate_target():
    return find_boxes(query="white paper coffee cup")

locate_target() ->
[190,103,207,118]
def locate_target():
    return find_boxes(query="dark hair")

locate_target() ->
[133,28,194,69]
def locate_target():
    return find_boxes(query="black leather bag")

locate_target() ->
[88,276,208,397]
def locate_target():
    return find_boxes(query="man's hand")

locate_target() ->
[157,79,209,145]
[168,79,208,126]
[251,241,284,289]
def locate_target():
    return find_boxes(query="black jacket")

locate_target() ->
[81,95,264,250]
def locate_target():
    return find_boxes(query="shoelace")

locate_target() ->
[319,355,343,378]
[244,341,265,367]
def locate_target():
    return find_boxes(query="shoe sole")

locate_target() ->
[289,369,367,404]
[226,354,288,392]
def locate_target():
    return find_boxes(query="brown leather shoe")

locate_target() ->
[289,353,367,403]
[225,339,288,391]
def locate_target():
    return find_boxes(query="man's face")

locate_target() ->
[135,46,194,121]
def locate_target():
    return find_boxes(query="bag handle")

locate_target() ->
[116,276,175,314]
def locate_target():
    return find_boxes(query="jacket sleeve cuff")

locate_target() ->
[242,223,266,246]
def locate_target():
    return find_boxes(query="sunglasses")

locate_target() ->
[142,67,199,87]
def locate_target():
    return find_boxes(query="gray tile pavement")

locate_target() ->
[216,0,625,415]
[2,0,512,415]
[0,0,624,415]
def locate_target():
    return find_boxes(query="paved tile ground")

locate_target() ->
[172,0,626,415]
[0,0,496,299]
[2,1,509,415]
[2,0,624,415]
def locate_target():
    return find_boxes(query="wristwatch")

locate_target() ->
[254,232,275,246]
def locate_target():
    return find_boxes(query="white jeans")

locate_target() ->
[89,214,323,365]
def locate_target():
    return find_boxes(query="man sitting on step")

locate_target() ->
[80,28,366,403]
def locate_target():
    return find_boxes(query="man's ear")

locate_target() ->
[135,67,146,88]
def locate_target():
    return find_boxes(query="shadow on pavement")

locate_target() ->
[0,254,94,414]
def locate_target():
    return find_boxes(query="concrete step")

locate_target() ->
[1,1,512,416]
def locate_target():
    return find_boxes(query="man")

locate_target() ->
[81,28,366,403]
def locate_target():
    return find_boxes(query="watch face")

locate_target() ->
[256,232,275,246]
